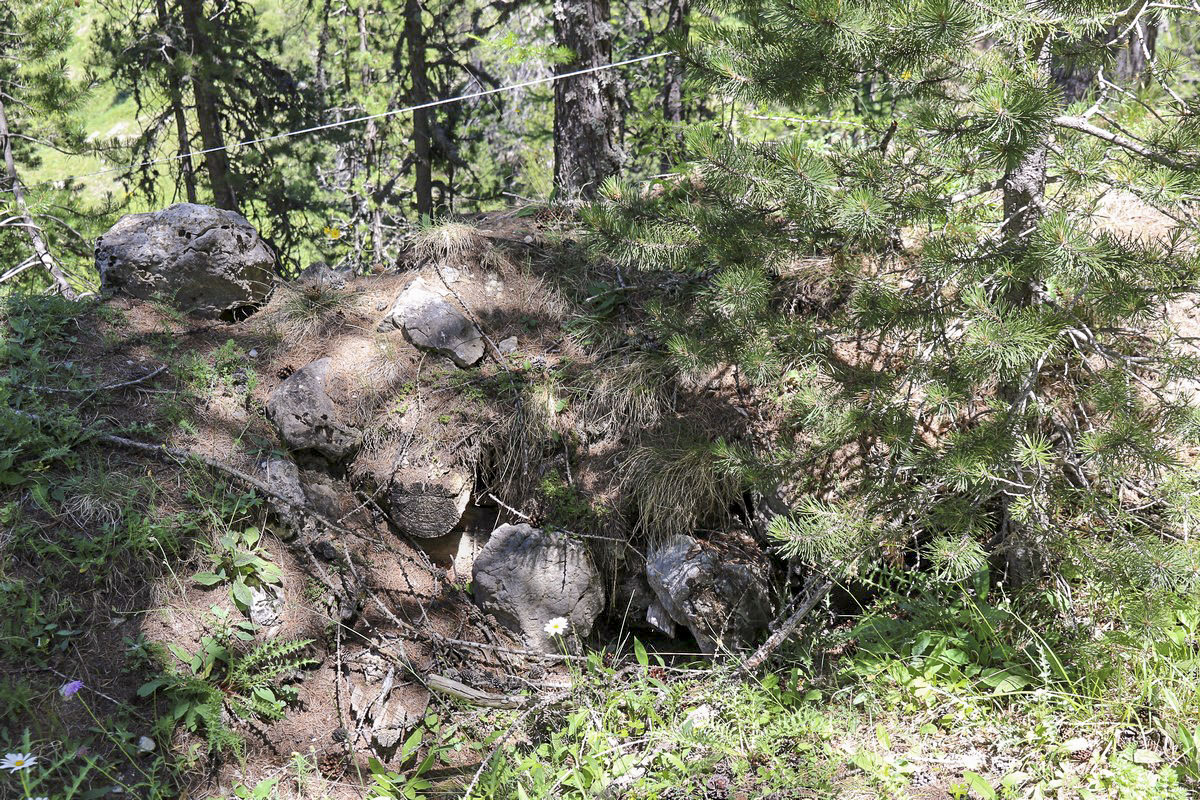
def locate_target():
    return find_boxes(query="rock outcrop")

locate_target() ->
[96,203,275,319]
[266,358,361,460]
[385,467,472,539]
[472,523,604,651]
[644,534,772,653]
[380,277,484,368]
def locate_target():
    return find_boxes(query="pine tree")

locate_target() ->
[586,0,1200,590]
[94,0,324,263]
[0,0,93,297]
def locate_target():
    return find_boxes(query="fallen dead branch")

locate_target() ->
[426,673,524,709]
[735,576,832,676]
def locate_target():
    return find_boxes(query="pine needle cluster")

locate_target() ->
[586,0,1200,588]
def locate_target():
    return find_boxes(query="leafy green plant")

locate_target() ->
[139,632,314,753]
[367,729,439,800]
[193,527,282,612]
[1173,723,1200,781]
[845,569,1073,705]
[220,776,280,800]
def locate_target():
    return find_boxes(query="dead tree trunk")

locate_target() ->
[0,96,77,298]
[552,0,622,200]
[179,0,238,211]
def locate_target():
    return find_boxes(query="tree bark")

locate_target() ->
[156,0,196,204]
[179,0,238,211]
[995,38,1054,587]
[659,0,688,170]
[1053,17,1160,103]
[553,0,621,200]
[404,0,433,218]
[359,2,384,265]
[0,96,77,298]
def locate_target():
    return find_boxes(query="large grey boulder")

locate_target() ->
[645,534,772,653]
[96,203,275,319]
[386,467,471,539]
[472,523,604,652]
[381,278,484,368]
[266,358,360,460]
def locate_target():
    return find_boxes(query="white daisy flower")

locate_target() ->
[1,752,36,772]
[543,617,568,636]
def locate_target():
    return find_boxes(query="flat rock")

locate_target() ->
[96,203,275,320]
[266,358,361,460]
[645,534,772,653]
[248,584,284,631]
[381,277,484,368]
[472,523,604,652]
[257,457,310,540]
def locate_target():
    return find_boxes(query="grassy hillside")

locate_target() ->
[1,216,1198,800]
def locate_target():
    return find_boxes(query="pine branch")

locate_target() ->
[1054,115,1195,171]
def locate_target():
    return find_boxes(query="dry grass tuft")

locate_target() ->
[579,353,674,436]
[489,380,561,496]
[272,281,356,341]
[413,220,488,263]
[59,464,140,528]
[620,438,742,542]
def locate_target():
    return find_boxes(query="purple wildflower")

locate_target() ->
[59,680,84,699]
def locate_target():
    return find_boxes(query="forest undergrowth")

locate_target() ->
[1,238,1198,800]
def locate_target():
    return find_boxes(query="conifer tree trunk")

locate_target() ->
[359,2,384,264]
[0,97,77,298]
[553,0,621,200]
[405,0,433,218]
[996,38,1053,585]
[1003,37,1053,251]
[179,0,238,211]
[156,0,196,204]
[1053,18,1159,103]
[659,0,688,170]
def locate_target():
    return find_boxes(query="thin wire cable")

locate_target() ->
[5,51,671,193]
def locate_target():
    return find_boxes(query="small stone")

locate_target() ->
[266,358,361,460]
[248,584,284,629]
[312,540,339,561]
[523,235,533,244]
[296,260,348,289]
[137,736,156,753]
[497,336,518,355]
[248,349,258,358]
[380,277,484,368]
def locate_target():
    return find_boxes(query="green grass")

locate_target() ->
[465,568,1199,799]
